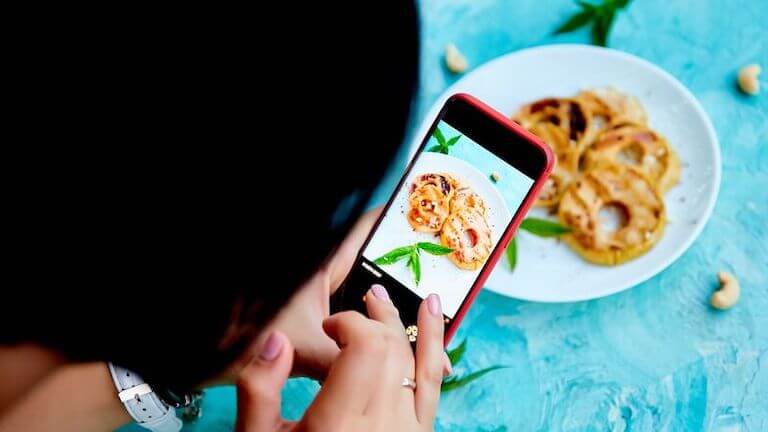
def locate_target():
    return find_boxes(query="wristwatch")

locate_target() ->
[108,362,186,432]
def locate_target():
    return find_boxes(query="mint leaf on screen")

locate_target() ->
[408,250,421,285]
[374,246,414,265]
[417,242,453,256]
[520,217,572,237]
[433,127,446,146]
[445,135,462,147]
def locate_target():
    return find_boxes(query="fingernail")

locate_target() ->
[259,332,283,361]
[427,293,441,316]
[371,284,390,301]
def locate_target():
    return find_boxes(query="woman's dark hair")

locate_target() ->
[2,3,419,390]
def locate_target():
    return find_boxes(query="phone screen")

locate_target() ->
[363,120,534,318]
[333,98,545,338]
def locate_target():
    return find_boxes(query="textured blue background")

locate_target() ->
[122,0,767,430]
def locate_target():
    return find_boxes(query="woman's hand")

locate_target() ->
[264,209,382,379]
[235,285,445,431]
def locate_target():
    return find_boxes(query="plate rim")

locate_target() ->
[411,44,722,302]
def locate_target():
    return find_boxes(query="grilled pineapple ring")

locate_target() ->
[558,164,666,265]
[584,122,680,193]
[513,97,589,206]
[536,164,576,207]
[578,87,648,126]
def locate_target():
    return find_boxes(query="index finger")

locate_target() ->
[307,311,386,417]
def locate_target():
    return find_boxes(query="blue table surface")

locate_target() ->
[123,1,767,431]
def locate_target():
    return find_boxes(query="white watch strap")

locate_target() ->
[108,363,183,432]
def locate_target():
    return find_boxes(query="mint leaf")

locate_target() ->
[554,8,595,34]
[441,366,508,393]
[506,237,517,271]
[554,0,630,47]
[591,7,615,46]
[427,145,444,153]
[447,338,467,365]
[520,218,571,237]
[374,246,414,265]
[417,242,453,255]
[445,135,462,147]
[433,127,446,146]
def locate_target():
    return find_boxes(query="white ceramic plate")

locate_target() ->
[409,45,720,302]
[363,152,511,317]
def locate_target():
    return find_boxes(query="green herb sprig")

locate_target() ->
[554,0,632,47]
[506,217,572,271]
[441,338,508,393]
[374,242,453,285]
[428,127,462,155]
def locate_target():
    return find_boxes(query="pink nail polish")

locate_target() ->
[427,294,441,316]
[371,284,390,301]
[259,332,283,361]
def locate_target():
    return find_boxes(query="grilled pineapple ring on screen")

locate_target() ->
[440,207,493,270]
[513,97,589,206]
[558,164,666,265]
[451,186,487,215]
[584,122,680,193]
[407,173,458,233]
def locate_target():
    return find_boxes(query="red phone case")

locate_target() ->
[440,94,553,343]
[352,93,553,345]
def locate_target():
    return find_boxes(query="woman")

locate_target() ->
[0,2,442,430]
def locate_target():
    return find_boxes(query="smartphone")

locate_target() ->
[331,94,553,345]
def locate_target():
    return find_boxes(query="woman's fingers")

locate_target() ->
[443,352,453,377]
[363,284,416,413]
[326,207,383,291]
[308,312,386,417]
[235,331,294,432]
[414,294,446,425]
[364,284,405,330]
[299,291,445,430]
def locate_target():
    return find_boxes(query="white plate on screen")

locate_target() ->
[408,44,720,302]
[364,152,511,317]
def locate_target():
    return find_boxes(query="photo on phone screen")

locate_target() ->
[362,120,534,319]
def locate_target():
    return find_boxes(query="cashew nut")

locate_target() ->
[445,43,468,74]
[710,271,740,310]
[737,64,761,95]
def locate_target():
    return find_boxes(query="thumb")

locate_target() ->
[235,331,294,432]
